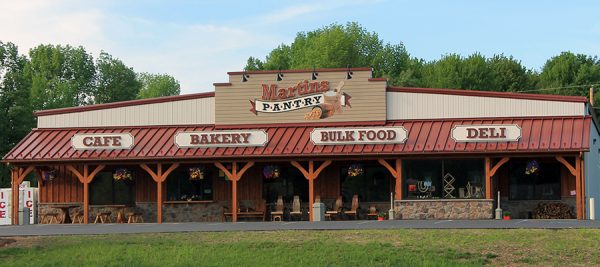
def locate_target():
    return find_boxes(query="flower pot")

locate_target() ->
[503,215,511,220]
[377,217,384,221]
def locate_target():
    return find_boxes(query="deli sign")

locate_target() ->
[452,124,521,142]
[311,127,408,145]
[72,133,134,150]
[175,130,268,148]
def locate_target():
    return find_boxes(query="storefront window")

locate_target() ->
[509,159,560,200]
[166,170,213,201]
[404,159,485,199]
[90,171,135,205]
[263,167,307,203]
[340,165,390,202]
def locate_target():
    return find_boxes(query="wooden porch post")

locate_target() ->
[140,163,179,224]
[67,164,105,224]
[556,155,584,219]
[378,159,402,200]
[10,166,35,225]
[290,160,331,222]
[214,161,255,223]
[485,157,509,199]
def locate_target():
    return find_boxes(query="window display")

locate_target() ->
[404,159,485,199]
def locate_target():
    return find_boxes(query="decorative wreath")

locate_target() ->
[189,167,205,181]
[525,160,540,175]
[347,163,364,177]
[113,168,133,181]
[263,165,280,179]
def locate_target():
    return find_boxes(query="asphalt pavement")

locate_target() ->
[1,219,599,236]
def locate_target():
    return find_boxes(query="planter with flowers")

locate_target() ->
[42,169,56,182]
[189,167,206,181]
[377,212,387,221]
[347,163,364,177]
[503,211,511,220]
[263,165,280,180]
[525,160,540,176]
[113,168,133,183]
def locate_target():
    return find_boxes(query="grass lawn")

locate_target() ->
[1,229,599,266]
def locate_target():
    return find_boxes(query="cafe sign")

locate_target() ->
[451,124,521,142]
[175,130,268,148]
[71,133,134,150]
[311,127,408,145]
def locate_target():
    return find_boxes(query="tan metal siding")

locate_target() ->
[216,70,387,125]
[37,97,215,128]
[386,92,584,120]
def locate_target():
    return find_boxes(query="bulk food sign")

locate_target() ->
[249,80,352,120]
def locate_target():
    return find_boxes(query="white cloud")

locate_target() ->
[0,0,111,55]
[0,0,376,94]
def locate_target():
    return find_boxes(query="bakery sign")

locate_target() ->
[71,133,134,150]
[311,127,408,145]
[451,124,521,142]
[249,80,352,120]
[175,130,268,148]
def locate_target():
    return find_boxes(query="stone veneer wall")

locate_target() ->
[394,199,494,219]
[499,197,576,219]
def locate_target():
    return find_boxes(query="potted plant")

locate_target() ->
[377,212,387,221]
[503,211,511,220]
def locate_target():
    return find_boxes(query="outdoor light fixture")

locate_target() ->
[241,71,250,82]
[276,70,284,81]
[311,68,319,80]
[346,67,353,80]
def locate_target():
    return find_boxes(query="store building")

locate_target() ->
[3,68,599,224]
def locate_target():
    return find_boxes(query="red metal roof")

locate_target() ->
[3,117,591,163]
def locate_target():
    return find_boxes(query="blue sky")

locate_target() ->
[1,0,599,94]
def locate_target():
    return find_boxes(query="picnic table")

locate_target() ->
[103,204,129,223]
[49,204,80,224]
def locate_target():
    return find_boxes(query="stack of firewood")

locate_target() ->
[533,202,575,219]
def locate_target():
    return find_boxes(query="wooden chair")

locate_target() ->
[271,196,284,221]
[94,212,112,223]
[344,194,359,220]
[127,212,144,223]
[71,211,84,224]
[290,195,302,221]
[42,212,61,224]
[325,196,343,220]
[367,205,378,220]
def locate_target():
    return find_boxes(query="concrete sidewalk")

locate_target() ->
[1,219,599,236]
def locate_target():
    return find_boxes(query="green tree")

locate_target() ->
[0,41,34,187]
[245,22,412,85]
[137,73,180,99]
[538,52,600,96]
[28,44,96,110]
[421,54,464,89]
[488,54,535,92]
[94,52,141,103]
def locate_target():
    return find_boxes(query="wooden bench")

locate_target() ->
[41,212,61,224]
[94,212,112,223]
[127,212,144,223]
[223,200,266,222]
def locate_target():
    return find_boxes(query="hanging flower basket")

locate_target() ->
[525,160,540,175]
[113,168,133,181]
[43,170,56,181]
[189,167,205,181]
[347,163,364,177]
[263,165,280,179]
